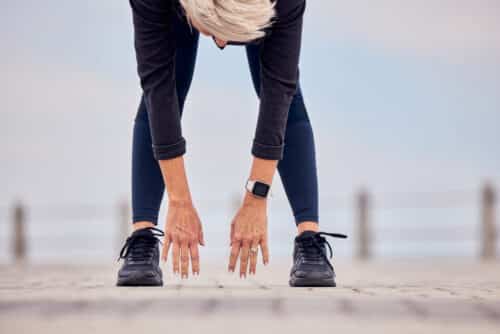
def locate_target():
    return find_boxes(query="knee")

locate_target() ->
[287,89,310,125]
[135,97,149,123]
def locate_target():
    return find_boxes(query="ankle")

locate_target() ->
[133,221,156,231]
[297,221,319,234]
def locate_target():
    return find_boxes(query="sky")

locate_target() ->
[1,0,499,226]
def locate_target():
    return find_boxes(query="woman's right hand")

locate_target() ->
[162,200,204,278]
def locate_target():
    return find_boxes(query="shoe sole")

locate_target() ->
[116,272,163,287]
[289,275,336,287]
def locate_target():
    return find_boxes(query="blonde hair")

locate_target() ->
[180,0,275,42]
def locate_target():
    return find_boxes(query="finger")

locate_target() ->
[228,242,241,272]
[230,223,235,246]
[190,243,200,275]
[260,237,269,265]
[199,227,205,246]
[239,240,250,278]
[181,242,190,278]
[161,236,171,262]
[249,240,259,275]
[196,214,205,246]
[172,241,180,275]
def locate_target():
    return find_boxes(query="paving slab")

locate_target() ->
[0,261,499,333]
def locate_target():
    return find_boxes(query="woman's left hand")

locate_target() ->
[228,196,269,277]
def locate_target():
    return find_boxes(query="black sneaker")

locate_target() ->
[289,231,347,287]
[116,227,164,287]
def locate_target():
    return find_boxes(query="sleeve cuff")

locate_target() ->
[152,138,186,160]
[251,140,284,160]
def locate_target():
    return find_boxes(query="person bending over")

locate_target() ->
[117,0,346,287]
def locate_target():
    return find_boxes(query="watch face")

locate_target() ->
[253,182,270,197]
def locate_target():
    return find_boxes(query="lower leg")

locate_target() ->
[134,221,156,230]
[277,91,320,235]
[131,97,165,228]
[245,46,319,233]
[297,222,319,233]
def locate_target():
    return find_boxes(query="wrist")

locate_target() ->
[168,195,193,207]
[243,192,267,208]
[167,186,192,205]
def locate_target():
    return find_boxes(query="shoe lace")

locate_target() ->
[297,232,348,269]
[118,227,164,262]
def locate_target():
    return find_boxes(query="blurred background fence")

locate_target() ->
[1,182,496,264]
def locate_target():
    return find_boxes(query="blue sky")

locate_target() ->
[1,0,499,210]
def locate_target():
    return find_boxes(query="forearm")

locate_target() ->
[244,157,277,205]
[159,157,192,203]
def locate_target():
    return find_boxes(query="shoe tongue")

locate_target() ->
[131,227,154,238]
[296,230,318,241]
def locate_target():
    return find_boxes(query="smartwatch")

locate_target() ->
[246,180,271,198]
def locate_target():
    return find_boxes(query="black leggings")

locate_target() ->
[132,15,319,225]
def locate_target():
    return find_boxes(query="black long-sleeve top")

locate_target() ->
[130,0,305,160]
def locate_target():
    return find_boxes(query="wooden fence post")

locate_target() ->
[12,202,27,263]
[117,200,131,250]
[480,183,497,260]
[356,189,372,260]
